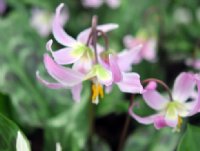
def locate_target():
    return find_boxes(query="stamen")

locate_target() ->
[98,84,104,98]
[91,83,104,104]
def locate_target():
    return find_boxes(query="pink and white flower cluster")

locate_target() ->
[36,3,143,104]
[36,3,200,131]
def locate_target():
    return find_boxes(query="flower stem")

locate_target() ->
[91,15,98,64]
[88,100,95,151]
[97,29,109,51]
[117,114,130,151]
[142,78,173,101]
[117,96,134,151]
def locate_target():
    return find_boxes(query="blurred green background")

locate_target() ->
[0,0,200,151]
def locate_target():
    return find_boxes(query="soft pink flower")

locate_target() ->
[37,3,143,104]
[82,0,120,9]
[129,72,200,130]
[30,7,68,37]
[123,35,157,63]
[48,3,118,74]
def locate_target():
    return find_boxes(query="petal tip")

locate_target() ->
[46,39,53,52]
[56,3,64,14]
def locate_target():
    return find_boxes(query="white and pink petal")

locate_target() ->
[117,72,143,94]
[36,71,65,89]
[43,54,84,87]
[77,23,119,43]
[172,72,196,103]
[143,90,168,110]
[109,54,122,82]
[53,3,76,47]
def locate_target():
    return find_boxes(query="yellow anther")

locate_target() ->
[98,84,104,98]
[91,83,104,104]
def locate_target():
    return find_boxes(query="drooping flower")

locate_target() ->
[82,0,120,9]
[30,7,68,37]
[129,72,200,130]
[48,3,118,74]
[123,32,157,63]
[37,3,143,104]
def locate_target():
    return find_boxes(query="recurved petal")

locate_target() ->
[129,102,169,129]
[143,90,168,110]
[77,23,119,43]
[43,53,84,87]
[172,72,195,102]
[117,45,142,72]
[52,48,82,65]
[46,39,81,65]
[36,71,65,89]
[71,84,83,102]
[117,72,143,94]
[53,3,76,47]
[109,54,122,82]
[128,103,157,124]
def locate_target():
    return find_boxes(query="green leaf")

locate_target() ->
[178,124,200,151]
[124,126,180,151]
[91,135,110,151]
[96,85,127,117]
[0,113,30,150]
[44,87,90,151]
[0,93,12,118]
[0,9,75,128]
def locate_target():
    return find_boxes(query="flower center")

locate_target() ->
[91,83,104,104]
[72,43,92,58]
[166,101,187,130]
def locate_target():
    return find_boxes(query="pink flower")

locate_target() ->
[48,3,118,74]
[129,72,200,130]
[30,6,69,37]
[123,34,157,63]
[82,0,120,9]
[102,53,143,94]
[37,3,143,104]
